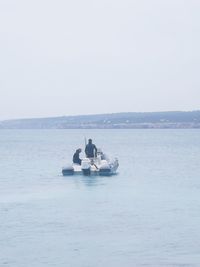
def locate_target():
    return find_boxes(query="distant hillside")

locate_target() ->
[0,111,200,129]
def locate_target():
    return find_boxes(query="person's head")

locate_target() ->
[88,139,92,144]
[76,148,82,153]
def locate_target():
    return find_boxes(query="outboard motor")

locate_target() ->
[62,165,74,176]
[99,158,119,176]
[81,158,91,175]
[99,163,112,176]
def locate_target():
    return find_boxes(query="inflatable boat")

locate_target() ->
[62,151,119,176]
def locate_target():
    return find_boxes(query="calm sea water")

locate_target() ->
[0,129,200,267]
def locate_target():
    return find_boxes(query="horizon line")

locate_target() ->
[1,109,200,122]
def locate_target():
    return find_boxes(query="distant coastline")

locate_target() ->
[0,111,200,129]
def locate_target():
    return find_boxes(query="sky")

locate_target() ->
[0,0,200,120]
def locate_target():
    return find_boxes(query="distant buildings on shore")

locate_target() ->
[0,111,200,129]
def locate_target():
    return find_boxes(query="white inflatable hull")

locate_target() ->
[62,158,119,176]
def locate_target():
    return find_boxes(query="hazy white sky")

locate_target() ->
[0,0,199,120]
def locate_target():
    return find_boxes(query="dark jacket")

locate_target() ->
[85,143,97,158]
[73,152,82,165]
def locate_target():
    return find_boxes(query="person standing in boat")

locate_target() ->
[73,148,82,165]
[85,139,97,158]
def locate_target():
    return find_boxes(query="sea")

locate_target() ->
[0,129,200,267]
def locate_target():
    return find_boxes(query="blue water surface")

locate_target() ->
[0,129,200,267]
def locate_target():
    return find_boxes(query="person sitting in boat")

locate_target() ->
[73,148,82,165]
[85,139,97,158]
[97,148,107,160]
